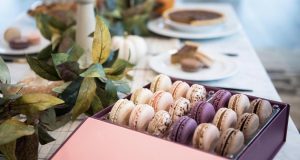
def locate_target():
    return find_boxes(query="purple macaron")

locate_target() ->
[210,90,232,111]
[169,116,197,144]
[189,101,216,124]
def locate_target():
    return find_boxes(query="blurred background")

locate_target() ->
[1,0,299,130]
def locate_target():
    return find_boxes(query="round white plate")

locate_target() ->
[148,52,239,81]
[147,18,241,39]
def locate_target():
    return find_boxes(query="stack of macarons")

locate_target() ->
[107,74,274,158]
[4,27,41,50]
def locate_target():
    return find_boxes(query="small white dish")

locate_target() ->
[148,52,239,81]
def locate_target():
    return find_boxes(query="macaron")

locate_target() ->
[169,97,191,122]
[192,123,220,152]
[169,116,197,144]
[186,84,207,105]
[228,94,250,117]
[148,91,173,112]
[236,113,259,140]
[109,99,135,125]
[249,99,273,124]
[189,101,215,124]
[26,31,41,45]
[216,128,244,157]
[147,110,172,137]
[213,108,237,133]
[4,27,21,42]
[150,74,172,92]
[9,37,30,50]
[130,88,153,105]
[129,104,155,131]
[169,80,190,100]
[210,90,232,111]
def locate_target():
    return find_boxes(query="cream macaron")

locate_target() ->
[130,88,153,105]
[216,128,244,157]
[236,113,259,140]
[129,104,155,131]
[147,110,172,137]
[249,99,273,124]
[213,108,237,133]
[109,99,135,125]
[149,91,173,112]
[150,74,172,92]
[169,97,191,121]
[228,94,250,117]
[170,80,190,100]
[186,84,207,105]
[192,123,220,152]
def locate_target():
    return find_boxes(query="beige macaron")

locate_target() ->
[216,128,244,157]
[130,88,153,105]
[169,97,191,121]
[192,123,220,152]
[249,99,273,125]
[169,80,190,100]
[228,94,250,117]
[148,91,174,112]
[213,108,237,133]
[150,74,172,92]
[147,110,172,137]
[236,113,259,140]
[4,27,21,42]
[129,104,155,131]
[109,99,135,125]
[186,84,207,105]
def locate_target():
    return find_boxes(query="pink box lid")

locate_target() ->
[51,118,226,160]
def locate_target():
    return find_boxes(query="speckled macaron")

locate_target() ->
[109,99,135,125]
[249,99,273,124]
[192,123,220,152]
[130,88,153,105]
[169,80,190,100]
[228,94,250,117]
[236,113,259,140]
[210,90,232,111]
[150,74,172,92]
[148,91,173,112]
[186,84,207,105]
[147,110,172,137]
[189,101,215,124]
[216,128,244,157]
[169,97,191,122]
[213,108,237,133]
[129,104,155,131]
[169,116,197,144]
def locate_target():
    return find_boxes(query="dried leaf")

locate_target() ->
[52,82,71,94]
[56,62,80,81]
[0,57,10,84]
[0,140,17,160]
[42,113,71,131]
[71,77,96,120]
[37,44,52,60]
[39,108,56,127]
[0,119,34,145]
[85,95,103,116]
[51,33,61,50]
[92,16,112,64]
[80,63,105,78]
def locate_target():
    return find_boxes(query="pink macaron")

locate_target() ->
[148,91,174,112]
[150,74,172,92]
[169,80,190,100]
[129,104,155,131]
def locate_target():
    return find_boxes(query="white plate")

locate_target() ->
[147,17,240,39]
[148,52,239,81]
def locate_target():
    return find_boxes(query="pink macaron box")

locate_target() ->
[50,81,289,160]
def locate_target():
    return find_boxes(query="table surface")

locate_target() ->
[3,2,300,160]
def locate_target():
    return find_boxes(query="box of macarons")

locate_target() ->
[51,74,289,160]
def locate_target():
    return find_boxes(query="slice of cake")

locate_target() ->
[171,41,198,64]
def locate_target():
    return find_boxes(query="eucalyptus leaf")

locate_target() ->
[85,95,103,116]
[0,57,11,84]
[35,14,52,40]
[38,125,55,145]
[52,81,71,94]
[92,16,112,64]
[12,94,64,115]
[26,56,60,81]
[104,80,118,105]
[102,50,119,68]
[80,63,105,78]
[104,59,133,80]
[39,108,56,127]
[52,53,69,67]
[0,119,34,145]
[42,113,71,131]
[37,44,52,60]
[115,82,131,94]
[56,61,80,81]
[0,140,17,160]
[71,77,96,120]
[66,43,84,62]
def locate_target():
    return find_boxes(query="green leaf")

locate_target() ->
[0,57,11,84]
[35,14,52,40]
[102,50,119,68]
[37,44,53,60]
[0,141,17,160]
[52,82,71,94]
[92,16,112,64]
[103,80,119,105]
[80,63,105,78]
[71,77,96,120]
[39,108,56,128]
[56,62,80,81]
[12,94,64,115]
[0,119,34,145]
[52,53,69,67]
[41,113,71,131]
[104,59,133,80]
[26,56,60,81]
[66,43,84,62]
[38,125,55,145]
[85,95,103,116]
[115,81,131,94]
